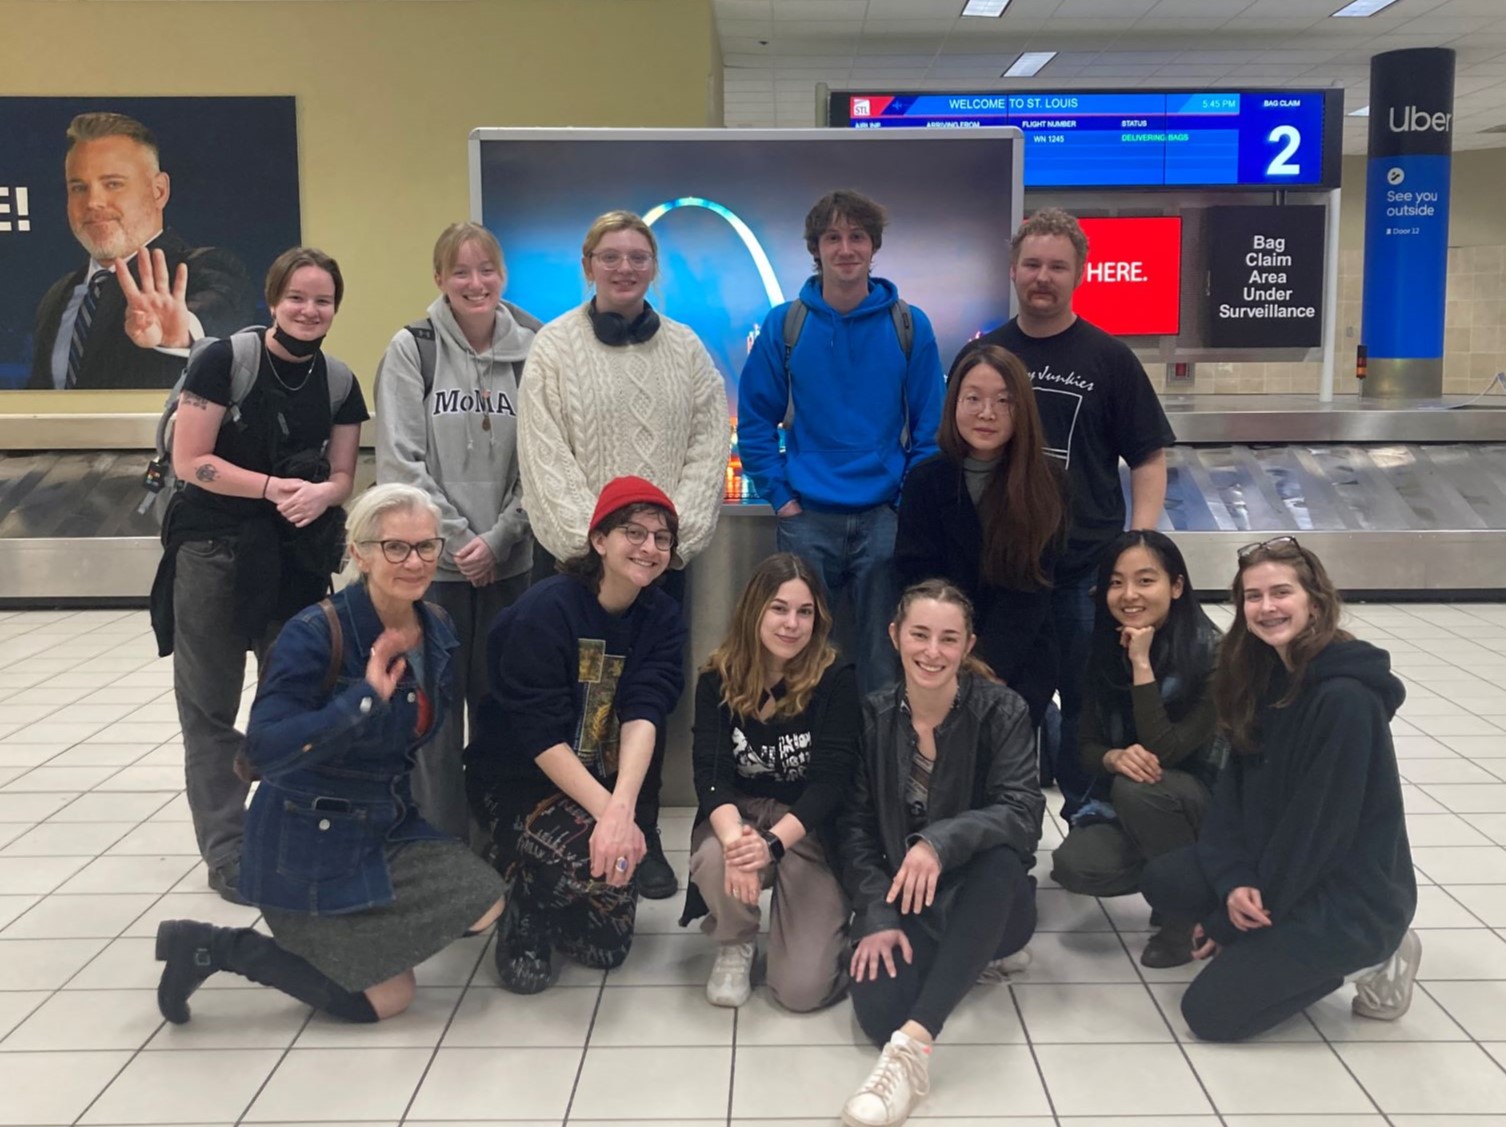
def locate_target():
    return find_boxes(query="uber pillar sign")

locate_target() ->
[1207,206,1325,348]
[1362,47,1454,399]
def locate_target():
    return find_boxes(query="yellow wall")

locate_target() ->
[0,0,720,415]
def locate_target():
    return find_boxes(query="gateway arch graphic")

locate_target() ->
[642,196,787,314]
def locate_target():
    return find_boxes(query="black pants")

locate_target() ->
[530,546,684,832]
[1141,845,1344,1042]
[850,846,1036,1045]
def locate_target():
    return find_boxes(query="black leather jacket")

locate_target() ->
[839,673,1044,939]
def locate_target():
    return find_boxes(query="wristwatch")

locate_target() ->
[760,829,786,863]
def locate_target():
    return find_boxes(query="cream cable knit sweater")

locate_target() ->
[518,303,730,564]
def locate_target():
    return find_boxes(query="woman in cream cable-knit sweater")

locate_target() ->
[516,209,729,899]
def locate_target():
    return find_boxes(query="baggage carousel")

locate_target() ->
[3,397,1506,604]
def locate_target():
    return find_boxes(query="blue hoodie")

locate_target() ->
[737,276,943,512]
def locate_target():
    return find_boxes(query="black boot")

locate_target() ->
[1140,920,1195,968]
[494,895,553,995]
[155,920,377,1024]
[635,826,679,900]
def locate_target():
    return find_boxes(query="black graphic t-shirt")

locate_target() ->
[976,316,1174,578]
[731,706,815,787]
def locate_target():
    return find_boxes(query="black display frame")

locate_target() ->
[825,87,1344,192]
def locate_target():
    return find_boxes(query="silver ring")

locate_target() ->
[615,857,629,873]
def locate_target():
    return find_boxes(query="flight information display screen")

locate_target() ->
[830,89,1341,190]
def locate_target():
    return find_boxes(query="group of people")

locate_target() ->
[110,127,1420,1127]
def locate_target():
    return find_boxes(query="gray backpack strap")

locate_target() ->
[224,330,263,426]
[405,319,437,398]
[891,298,914,449]
[781,300,807,429]
[323,354,355,416]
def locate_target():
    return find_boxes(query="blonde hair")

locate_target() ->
[340,484,442,584]
[702,554,838,720]
[433,222,505,281]
[580,210,658,279]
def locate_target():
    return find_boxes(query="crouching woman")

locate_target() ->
[154,483,505,1025]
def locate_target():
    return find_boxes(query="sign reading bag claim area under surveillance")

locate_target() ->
[1207,205,1326,348]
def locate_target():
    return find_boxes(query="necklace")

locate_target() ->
[265,349,316,393]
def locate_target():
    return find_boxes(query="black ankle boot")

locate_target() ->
[494,896,553,994]
[155,919,222,1023]
[156,920,378,1024]
[1140,920,1195,969]
[636,826,678,900]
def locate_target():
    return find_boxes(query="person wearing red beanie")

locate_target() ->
[464,478,688,993]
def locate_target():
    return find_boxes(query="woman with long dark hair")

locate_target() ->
[1141,537,1418,1041]
[682,553,859,1011]
[838,580,1042,1127]
[895,344,1063,727]
[465,476,687,994]
[1051,530,1223,967]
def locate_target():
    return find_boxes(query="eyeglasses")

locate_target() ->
[359,538,444,564]
[590,251,655,271]
[959,392,1014,416]
[1237,535,1302,563]
[618,523,674,552]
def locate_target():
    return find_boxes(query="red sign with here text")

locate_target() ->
[1074,217,1183,336]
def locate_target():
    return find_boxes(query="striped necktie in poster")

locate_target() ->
[65,269,111,389]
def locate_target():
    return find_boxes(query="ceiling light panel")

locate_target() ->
[1003,50,1057,76]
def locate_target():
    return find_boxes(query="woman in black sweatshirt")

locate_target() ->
[1142,536,1419,1042]
[682,553,860,1012]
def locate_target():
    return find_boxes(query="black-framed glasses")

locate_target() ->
[1237,535,1302,563]
[359,538,444,564]
[618,523,674,552]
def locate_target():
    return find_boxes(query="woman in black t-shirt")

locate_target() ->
[683,553,860,1012]
[156,247,369,906]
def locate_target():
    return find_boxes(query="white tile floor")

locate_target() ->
[1,603,1506,1125]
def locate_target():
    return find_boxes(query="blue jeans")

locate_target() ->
[1050,568,1097,819]
[776,504,899,694]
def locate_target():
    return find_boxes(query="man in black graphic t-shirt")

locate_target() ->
[969,208,1175,818]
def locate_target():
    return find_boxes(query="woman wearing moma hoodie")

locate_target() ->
[376,221,543,842]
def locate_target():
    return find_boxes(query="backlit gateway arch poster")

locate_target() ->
[469,127,1022,428]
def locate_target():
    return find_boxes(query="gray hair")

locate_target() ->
[340,483,442,584]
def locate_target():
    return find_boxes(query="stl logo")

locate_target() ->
[852,98,871,118]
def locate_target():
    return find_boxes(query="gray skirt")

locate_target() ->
[263,839,502,992]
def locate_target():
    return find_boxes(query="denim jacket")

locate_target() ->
[239,582,458,915]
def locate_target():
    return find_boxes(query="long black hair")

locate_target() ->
[1085,530,1220,730]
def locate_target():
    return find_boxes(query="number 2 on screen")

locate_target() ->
[1266,125,1302,177]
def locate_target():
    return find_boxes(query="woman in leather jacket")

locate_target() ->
[837,579,1044,1127]
[152,484,504,1027]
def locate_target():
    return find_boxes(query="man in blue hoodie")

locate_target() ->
[738,190,944,691]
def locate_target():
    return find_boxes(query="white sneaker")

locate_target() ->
[977,946,1032,984]
[841,1030,932,1127]
[706,940,755,1008]
[1352,929,1422,1021]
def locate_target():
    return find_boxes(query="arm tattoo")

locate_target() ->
[180,391,211,410]
[194,464,219,484]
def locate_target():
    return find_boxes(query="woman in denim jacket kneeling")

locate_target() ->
[153,483,504,1025]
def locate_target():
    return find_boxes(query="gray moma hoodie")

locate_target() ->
[374,294,541,582]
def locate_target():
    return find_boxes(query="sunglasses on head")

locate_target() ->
[1237,535,1304,564]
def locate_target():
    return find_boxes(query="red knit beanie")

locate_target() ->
[589,475,677,533]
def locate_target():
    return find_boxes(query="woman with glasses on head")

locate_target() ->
[1051,530,1224,969]
[517,210,729,900]
[838,580,1042,1127]
[465,477,687,994]
[1141,537,1419,1042]
[375,222,544,843]
[683,553,860,1012]
[895,344,1064,730]
[154,484,504,1027]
